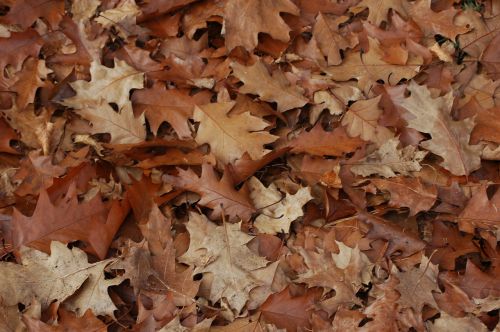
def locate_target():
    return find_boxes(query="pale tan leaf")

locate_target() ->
[231,61,308,112]
[194,101,277,164]
[248,177,312,234]
[79,101,146,144]
[223,0,299,51]
[398,81,481,176]
[350,138,427,178]
[63,59,143,110]
[341,95,394,146]
[0,242,93,309]
[179,212,277,314]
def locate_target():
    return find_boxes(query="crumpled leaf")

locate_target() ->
[63,259,123,317]
[350,138,427,178]
[248,177,312,234]
[296,241,373,314]
[179,212,278,315]
[394,256,440,312]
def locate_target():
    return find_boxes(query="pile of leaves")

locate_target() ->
[1,0,500,330]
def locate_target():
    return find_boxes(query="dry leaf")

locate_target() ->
[231,61,308,112]
[179,212,277,315]
[398,81,481,176]
[349,138,427,177]
[248,177,312,234]
[194,101,278,164]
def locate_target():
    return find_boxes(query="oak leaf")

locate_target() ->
[0,242,98,309]
[394,255,440,312]
[164,164,255,221]
[370,177,437,215]
[426,313,488,332]
[353,0,407,26]
[193,101,278,164]
[407,0,469,40]
[179,212,277,315]
[398,81,481,176]
[458,184,500,233]
[325,37,420,93]
[0,0,64,30]
[248,177,312,234]
[341,95,394,146]
[132,83,211,139]
[231,61,308,112]
[63,259,123,317]
[289,124,365,157]
[0,30,43,75]
[313,13,357,66]
[11,183,129,259]
[63,60,144,110]
[10,58,50,109]
[78,101,146,144]
[23,309,107,332]
[223,0,299,51]
[349,138,427,178]
[260,287,322,332]
[297,242,373,314]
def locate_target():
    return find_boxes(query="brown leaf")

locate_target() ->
[349,138,427,178]
[23,309,107,332]
[0,0,64,30]
[0,30,43,74]
[164,164,255,221]
[223,0,299,51]
[325,37,421,93]
[398,81,482,176]
[10,183,129,259]
[458,184,500,233]
[193,101,278,164]
[132,83,210,138]
[407,0,469,39]
[180,212,277,314]
[342,95,394,146]
[289,124,365,157]
[261,287,322,332]
[231,60,308,112]
[370,177,437,215]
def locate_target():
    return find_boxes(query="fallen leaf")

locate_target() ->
[289,124,365,157]
[179,212,277,315]
[164,164,255,221]
[398,81,481,175]
[0,242,98,309]
[248,177,312,234]
[349,138,427,178]
[261,287,322,332]
[194,101,278,164]
[370,177,437,215]
[341,95,394,146]
[223,0,299,51]
[231,60,308,112]
[63,60,144,110]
